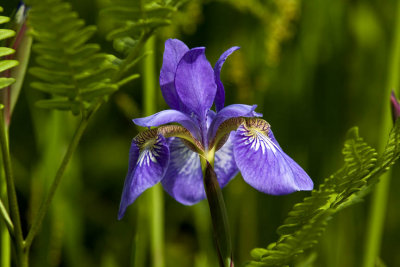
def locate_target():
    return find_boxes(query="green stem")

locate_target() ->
[24,115,91,249]
[1,151,12,267]
[0,107,25,255]
[201,160,233,267]
[142,35,165,267]
[0,197,14,236]
[363,1,400,267]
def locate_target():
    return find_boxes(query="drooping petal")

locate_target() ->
[160,39,189,110]
[133,109,201,140]
[175,47,217,120]
[233,124,313,195]
[214,133,239,188]
[161,138,205,205]
[214,46,240,112]
[118,135,170,219]
[267,130,313,190]
[208,104,262,141]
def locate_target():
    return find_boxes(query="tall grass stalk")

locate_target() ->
[1,152,11,267]
[363,1,400,266]
[142,36,165,267]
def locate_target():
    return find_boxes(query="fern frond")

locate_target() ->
[27,0,122,116]
[100,0,183,76]
[101,0,179,43]
[0,6,19,90]
[247,120,400,266]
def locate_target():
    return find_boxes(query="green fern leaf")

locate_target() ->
[107,19,171,41]
[0,47,15,57]
[0,6,18,90]
[100,0,183,74]
[27,0,121,115]
[247,120,400,266]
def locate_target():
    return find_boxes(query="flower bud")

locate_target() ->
[390,91,400,123]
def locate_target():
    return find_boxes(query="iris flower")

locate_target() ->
[118,39,313,219]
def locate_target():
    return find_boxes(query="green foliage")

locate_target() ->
[27,0,120,116]
[247,119,400,266]
[0,6,18,90]
[100,0,182,44]
[100,0,184,62]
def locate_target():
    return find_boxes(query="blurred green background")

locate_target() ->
[2,0,400,266]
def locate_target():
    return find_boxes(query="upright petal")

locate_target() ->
[214,133,239,188]
[208,104,262,141]
[118,135,170,219]
[161,138,205,205]
[175,48,217,120]
[133,109,201,140]
[160,39,189,110]
[233,123,313,195]
[214,46,240,112]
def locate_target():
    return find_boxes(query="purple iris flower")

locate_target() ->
[118,39,313,219]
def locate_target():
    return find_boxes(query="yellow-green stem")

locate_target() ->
[0,107,25,263]
[24,114,91,250]
[142,36,165,267]
[363,1,400,266]
[1,151,12,267]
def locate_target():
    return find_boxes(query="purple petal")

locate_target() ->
[208,104,262,141]
[133,109,200,140]
[118,135,170,219]
[214,133,239,187]
[391,91,400,123]
[161,138,205,205]
[160,39,189,110]
[214,46,240,112]
[175,47,217,120]
[233,126,313,195]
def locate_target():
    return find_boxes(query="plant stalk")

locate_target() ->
[1,152,12,267]
[201,160,233,267]
[363,1,400,266]
[24,115,90,249]
[0,106,25,257]
[0,197,14,236]
[142,35,165,267]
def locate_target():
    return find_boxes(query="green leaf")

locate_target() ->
[61,25,97,49]
[100,6,176,21]
[35,99,81,114]
[66,43,101,58]
[0,47,15,57]
[107,19,171,40]
[0,29,15,41]
[29,67,71,83]
[30,82,76,98]
[0,77,15,89]
[0,60,19,73]
[0,15,10,24]
[80,84,118,100]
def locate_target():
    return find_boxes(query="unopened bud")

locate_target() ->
[390,91,400,123]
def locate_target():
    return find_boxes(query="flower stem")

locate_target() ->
[142,35,165,267]
[0,106,25,258]
[202,160,233,267]
[24,115,91,249]
[363,1,400,266]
